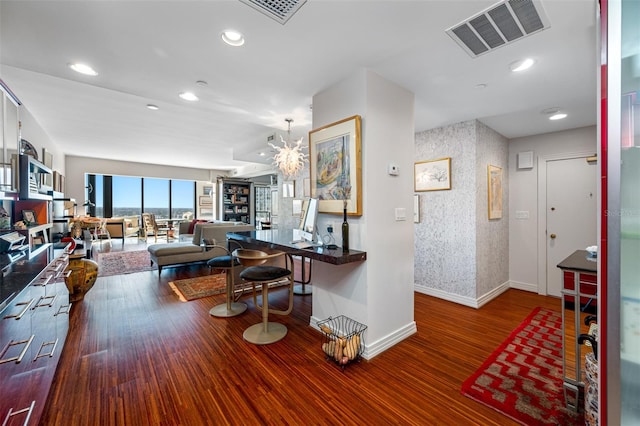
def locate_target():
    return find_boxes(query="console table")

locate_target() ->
[226,229,366,265]
[557,249,598,412]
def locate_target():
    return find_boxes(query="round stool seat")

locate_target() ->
[240,265,291,282]
[207,255,240,269]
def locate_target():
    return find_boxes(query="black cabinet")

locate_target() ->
[218,179,253,224]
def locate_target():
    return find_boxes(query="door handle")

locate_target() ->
[550,233,557,239]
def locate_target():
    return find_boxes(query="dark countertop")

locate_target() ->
[557,249,598,273]
[227,229,366,265]
[0,244,62,314]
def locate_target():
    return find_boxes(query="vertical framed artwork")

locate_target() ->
[309,115,362,216]
[292,199,303,216]
[282,181,295,198]
[414,157,451,191]
[487,164,503,219]
[42,148,54,188]
[303,178,310,197]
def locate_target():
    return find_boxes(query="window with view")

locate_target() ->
[171,180,195,219]
[143,178,169,219]
[113,176,142,217]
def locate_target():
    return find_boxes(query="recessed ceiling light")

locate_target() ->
[179,92,198,101]
[69,63,98,76]
[474,83,488,89]
[509,58,535,72]
[549,113,567,120]
[541,107,567,120]
[146,104,159,110]
[196,80,208,86]
[541,107,560,115]
[259,152,265,156]
[221,30,245,47]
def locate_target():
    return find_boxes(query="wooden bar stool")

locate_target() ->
[233,249,294,345]
[207,244,247,318]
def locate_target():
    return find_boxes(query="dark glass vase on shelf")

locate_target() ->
[342,206,349,252]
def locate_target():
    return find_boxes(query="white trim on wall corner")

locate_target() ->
[414,281,510,309]
[508,280,539,294]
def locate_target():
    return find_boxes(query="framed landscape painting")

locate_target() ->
[414,157,451,191]
[309,115,362,216]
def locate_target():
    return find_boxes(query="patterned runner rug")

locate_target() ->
[168,274,227,301]
[461,307,583,425]
[95,250,154,276]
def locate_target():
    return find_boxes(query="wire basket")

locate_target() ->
[318,315,367,368]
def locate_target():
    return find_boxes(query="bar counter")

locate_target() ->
[227,229,366,265]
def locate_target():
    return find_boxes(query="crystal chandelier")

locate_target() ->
[269,118,307,179]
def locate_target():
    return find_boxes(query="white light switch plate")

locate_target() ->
[395,207,406,221]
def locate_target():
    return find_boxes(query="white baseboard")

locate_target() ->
[364,321,417,360]
[508,280,539,293]
[309,316,417,360]
[414,284,479,308]
[414,280,510,309]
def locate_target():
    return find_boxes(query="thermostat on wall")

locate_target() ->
[388,163,399,176]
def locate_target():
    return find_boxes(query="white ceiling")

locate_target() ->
[0,0,598,172]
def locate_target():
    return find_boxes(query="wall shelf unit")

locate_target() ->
[218,179,253,224]
[18,154,52,201]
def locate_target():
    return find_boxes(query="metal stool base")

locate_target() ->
[243,322,287,345]
[209,302,247,318]
[293,284,312,295]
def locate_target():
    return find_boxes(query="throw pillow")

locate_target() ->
[188,219,208,234]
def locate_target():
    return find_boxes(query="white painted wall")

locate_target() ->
[508,125,597,292]
[19,106,65,175]
[311,69,416,358]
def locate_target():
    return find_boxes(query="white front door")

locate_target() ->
[546,157,598,297]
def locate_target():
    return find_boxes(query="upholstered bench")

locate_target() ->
[147,222,254,272]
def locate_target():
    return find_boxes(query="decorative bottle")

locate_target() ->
[342,206,349,252]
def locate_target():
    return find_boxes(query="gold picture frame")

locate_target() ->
[487,164,503,219]
[309,115,362,216]
[414,157,451,191]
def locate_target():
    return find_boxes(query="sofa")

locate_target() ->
[147,221,255,272]
[105,216,140,244]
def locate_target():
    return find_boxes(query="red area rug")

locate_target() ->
[461,307,583,425]
[95,250,154,276]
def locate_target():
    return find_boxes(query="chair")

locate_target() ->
[80,217,110,247]
[141,213,168,242]
[207,241,247,318]
[233,248,295,344]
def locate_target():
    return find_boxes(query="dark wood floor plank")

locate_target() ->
[40,241,562,425]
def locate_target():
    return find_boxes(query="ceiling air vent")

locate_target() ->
[238,0,307,25]
[446,0,550,58]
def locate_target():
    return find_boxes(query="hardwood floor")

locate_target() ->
[41,238,562,425]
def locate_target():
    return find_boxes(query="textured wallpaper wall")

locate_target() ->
[414,120,508,303]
